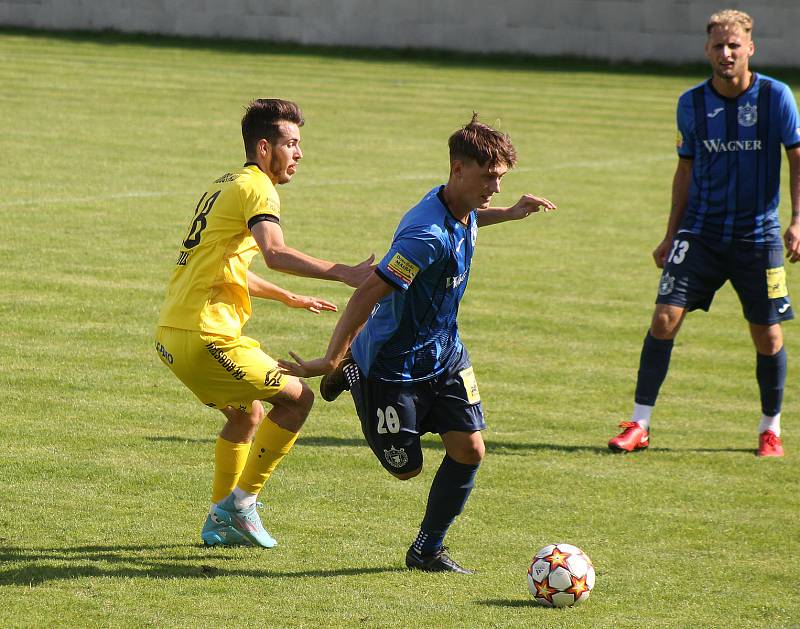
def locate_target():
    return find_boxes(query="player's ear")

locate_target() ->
[257,138,272,160]
[450,159,464,180]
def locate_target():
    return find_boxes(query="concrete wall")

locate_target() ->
[1,0,799,67]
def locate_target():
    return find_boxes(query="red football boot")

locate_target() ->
[757,430,784,457]
[608,421,649,453]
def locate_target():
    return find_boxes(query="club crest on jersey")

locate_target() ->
[384,445,409,468]
[737,103,757,127]
[659,272,675,296]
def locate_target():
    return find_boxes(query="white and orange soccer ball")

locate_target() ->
[527,543,595,607]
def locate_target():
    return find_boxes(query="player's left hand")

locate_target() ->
[342,254,377,288]
[509,194,557,220]
[785,223,800,263]
[286,294,338,314]
[278,353,333,378]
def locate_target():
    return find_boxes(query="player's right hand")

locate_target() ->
[652,237,672,269]
[784,223,800,263]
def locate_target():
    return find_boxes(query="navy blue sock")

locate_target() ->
[634,331,674,406]
[756,347,787,416]
[413,455,479,556]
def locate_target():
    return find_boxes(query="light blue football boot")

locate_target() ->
[212,496,278,549]
[201,512,252,547]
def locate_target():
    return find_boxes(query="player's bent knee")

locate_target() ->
[275,378,314,414]
[756,338,783,356]
[221,402,263,430]
[296,380,315,416]
[651,316,678,339]
[252,399,265,419]
[442,430,486,465]
[650,305,685,339]
[750,323,783,355]
[466,448,486,465]
[451,447,484,465]
[265,378,314,433]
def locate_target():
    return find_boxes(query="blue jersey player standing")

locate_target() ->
[280,114,556,572]
[609,9,800,457]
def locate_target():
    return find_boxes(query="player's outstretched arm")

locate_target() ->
[278,272,395,378]
[784,146,800,263]
[246,271,337,314]
[251,221,375,287]
[654,158,693,268]
[477,194,557,227]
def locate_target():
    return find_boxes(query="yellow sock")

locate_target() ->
[211,436,252,504]
[237,418,299,495]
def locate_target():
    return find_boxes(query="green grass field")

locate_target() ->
[1,29,799,628]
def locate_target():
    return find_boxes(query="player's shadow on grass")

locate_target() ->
[147,436,759,456]
[488,442,609,455]
[476,598,537,608]
[148,436,218,444]
[147,435,610,455]
[0,544,405,586]
[649,446,755,454]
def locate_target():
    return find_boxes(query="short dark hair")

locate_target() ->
[241,98,304,158]
[448,113,517,169]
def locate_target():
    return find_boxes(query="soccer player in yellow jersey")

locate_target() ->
[155,99,374,548]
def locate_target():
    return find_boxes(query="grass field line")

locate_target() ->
[0,153,674,209]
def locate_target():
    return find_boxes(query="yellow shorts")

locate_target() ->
[155,326,288,412]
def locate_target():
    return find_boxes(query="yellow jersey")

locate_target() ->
[158,164,280,337]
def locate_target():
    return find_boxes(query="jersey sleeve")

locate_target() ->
[777,82,800,149]
[676,96,695,159]
[376,225,444,291]
[239,178,281,225]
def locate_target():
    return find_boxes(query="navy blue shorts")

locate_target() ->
[350,348,486,475]
[655,235,793,325]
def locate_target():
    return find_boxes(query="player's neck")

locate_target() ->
[441,184,472,224]
[248,154,280,185]
[712,69,754,99]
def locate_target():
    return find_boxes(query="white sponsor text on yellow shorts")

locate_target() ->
[155,326,288,412]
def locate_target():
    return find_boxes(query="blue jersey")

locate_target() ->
[676,73,800,247]
[352,186,478,383]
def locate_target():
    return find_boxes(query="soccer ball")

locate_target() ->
[527,543,595,607]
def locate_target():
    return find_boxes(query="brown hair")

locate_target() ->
[241,98,304,158]
[706,9,753,35]
[448,113,517,169]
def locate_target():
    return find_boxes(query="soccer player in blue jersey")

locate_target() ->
[609,9,800,457]
[280,114,556,572]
